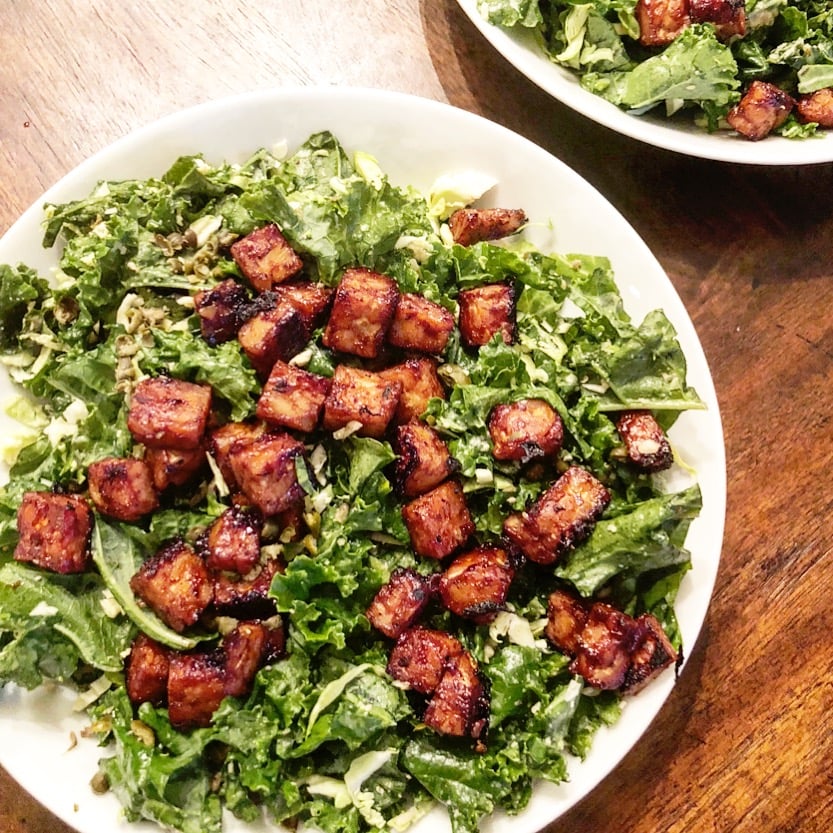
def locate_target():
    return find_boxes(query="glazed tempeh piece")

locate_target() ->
[366,567,435,639]
[193,278,251,345]
[87,457,159,522]
[458,282,516,347]
[386,292,455,354]
[167,650,227,729]
[322,267,400,358]
[690,0,746,39]
[570,603,635,690]
[201,505,263,576]
[231,223,304,291]
[488,398,564,463]
[128,376,212,450]
[622,613,679,694]
[796,87,833,129]
[503,466,610,564]
[222,621,269,698]
[386,626,464,694]
[144,444,206,492]
[256,360,331,433]
[272,281,334,337]
[208,420,268,490]
[211,557,282,619]
[322,364,402,439]
[636,0,690,46]
[544,588,589,657]
[129,539,213,633]
[379,356,446,425]
[447,207,527,247]
[402,479,475,560]
[615,410,673,472]
[726,80,795,141]
[438,545,517,624]
[423,650,490,741]
[125,634,170,707]
[237,297,308,377]
[13,491,93,574]
[392,422,458,498]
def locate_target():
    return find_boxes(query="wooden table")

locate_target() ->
[2,2,832,832]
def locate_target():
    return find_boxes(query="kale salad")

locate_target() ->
[0,131,705,833]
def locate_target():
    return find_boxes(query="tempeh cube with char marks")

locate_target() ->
[545,588,589,657]
[448,207,527,247]
[126,634,170,707]
[488,398,564,463]
[129,539,213,633]
[322,267,400,358]
[402,479,475,560]
[458,282,516,347]
[503,466,610,564]
[615,410,673,472]
[726,80,795,141]
[87,457,159,522]
[366,568,436,639]
[272,282,334,337]
[322,364,402,439]
[230,223,304,292]
[256,360,331,433]
[379,356,446,424]
[438,545,517,624]
[193,278,251,345]
[690,0,746,40]
[237,296,308,377]
[227,431,307,516]
[144,445,206,492]
[167,650,226,729]
[387,626,464,694]
[422,649,490,741]
[211,557,283,619]
[14,491,93,574]
[128,376,212,450]
[392,422,459,498]
[635,0,690,46]
[386,292,455,355]
[208,421,268,491]
[796,88,833,129]
[200,505,263,576]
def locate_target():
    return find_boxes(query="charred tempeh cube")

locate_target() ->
[796,88,833,129]
[87,457,159,522]
[503,466,610,564]
[129,539,213,633]
[144,445,206,492]
[228,431,307,516]
[272,281,334,337]
[201,505,263,576]
[392,422,459,498]
[458,282,516,347]
[256,360,331,433]
[379,357,446,424]
[726,80,795,141]
[402,479,475,560]
[366,568,435,639]
[222,621,268,698]
[211,557,283,619]
[544,588,589,657]
[128,376,212,450]
[689,0,746,40]
[488,398,564,463]
[237,297,308,377]
[126,634,170,707]
[615,410,673,472]
[322,267,400,358]
[167,650,227,729]
[570,603,634,691]
[230,223,303,291]
[13,491,93,574]
[322,364,402,439]
[193,278,251,345]
[635,0,690,46]
[438,545,517,624]
[423,651,490,741]
[208,421,268,490]
[621,613,679,694]
[386,626,464,693]
[386,293,455,355]
[448,207,527,247]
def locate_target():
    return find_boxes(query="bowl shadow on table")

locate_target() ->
[421,0,833,294]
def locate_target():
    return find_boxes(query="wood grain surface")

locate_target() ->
[2,2,833,833]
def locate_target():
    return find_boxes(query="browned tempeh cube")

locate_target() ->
[423,650,490,741]
[272,281,334,336]
[144,445,206,492]
[448,207,527,247]
[13,491,93,574]
[193,278,251,345]
[570,602,634,691]
[366,568,435,639]
[128,376,212,450]
[125,634,170,707]
[621,613,679,694]
[379,356,446,424]
[796,87,833,128]
[201,505,263,576]
[458,282,516,347]
[402,479,474,560]
[615,410,673,472]
[635,0,690,46]
[237,297,308,377]
[87,457,159,522]
[167,650,227,729]
[211,557,283,618]
[322,364,402,439]
[488,398,564,463]
[227,431,307,516]
[438,545,517,624]
[230,223,304,291]
[386,626,464,694]
[503,466,610,564]
[544,588,589,657]
[322,267,400,358]
[726,80,795,141]
[222,621,268,698]
[392,422,459,498]
[386,293,455,355]
[256,360,331,433]
[208,421,268,490]
[689,0,746,40]
[129,539,213,633]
